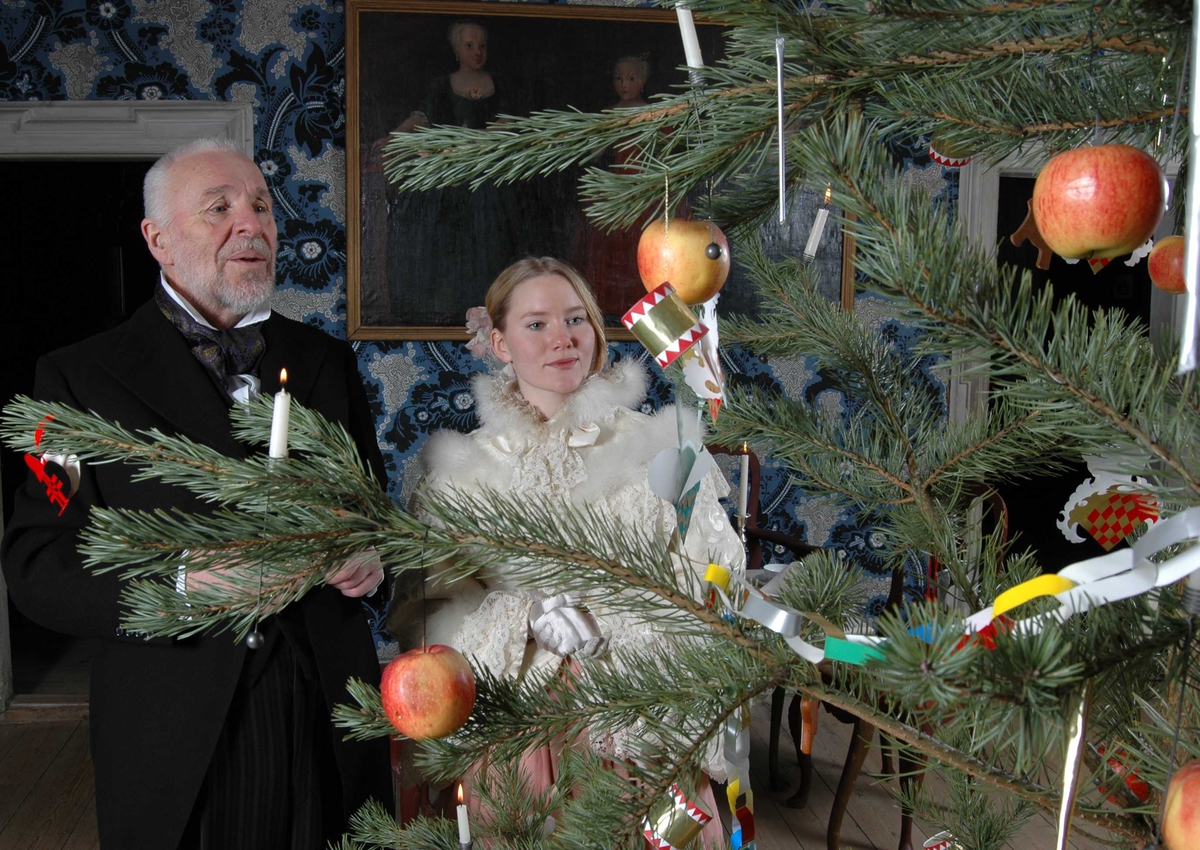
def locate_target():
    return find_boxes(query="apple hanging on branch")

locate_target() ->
[1149,235,1187,294]
[1164,759,1200,850]
[380,644,476,739]
[1032,144,1167,261]
[638,217,731,305]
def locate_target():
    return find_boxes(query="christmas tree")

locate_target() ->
[3,1,1196,848]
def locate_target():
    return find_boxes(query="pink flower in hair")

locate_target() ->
[465,306,493,360]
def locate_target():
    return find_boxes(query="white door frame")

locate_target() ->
[0,100,253,710]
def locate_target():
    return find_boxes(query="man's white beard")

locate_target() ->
[172,235,276,320]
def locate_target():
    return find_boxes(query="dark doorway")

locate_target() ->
[993,175,1156,572]
[3,159,158,695]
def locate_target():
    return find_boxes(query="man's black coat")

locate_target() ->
[2,300,392,849]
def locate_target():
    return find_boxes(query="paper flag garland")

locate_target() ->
[688,293,726,421]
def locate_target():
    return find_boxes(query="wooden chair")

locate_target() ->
[778,487,1012,850]
[777,564,921,850]
[706,443,820,571]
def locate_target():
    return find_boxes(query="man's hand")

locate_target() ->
[183,556,239,596]
[328,548,384,598]
[183,548,384,601]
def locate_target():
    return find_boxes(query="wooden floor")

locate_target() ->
[0,694,1113,850]
[0,718,98,850]
[729,699,1107,850]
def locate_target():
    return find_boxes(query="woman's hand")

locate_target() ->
[528,593,609,659]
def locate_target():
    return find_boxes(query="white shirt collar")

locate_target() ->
[159,274,272,329]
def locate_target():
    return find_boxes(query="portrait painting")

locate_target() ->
[347,0,852,340]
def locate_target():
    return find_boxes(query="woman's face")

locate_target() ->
[613,60,645,103]
[454,26,488,72]
[491,274,597,418]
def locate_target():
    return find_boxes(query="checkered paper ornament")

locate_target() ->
[1068,488,1159,551]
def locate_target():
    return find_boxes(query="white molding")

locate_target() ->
[0,101,254,159]
[957,153,1040,266]
[954,150,1182,423]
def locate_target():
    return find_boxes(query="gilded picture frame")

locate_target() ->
[345,0,855,341]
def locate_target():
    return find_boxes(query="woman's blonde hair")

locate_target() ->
[486,257,608,375]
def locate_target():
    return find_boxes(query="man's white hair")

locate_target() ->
[143,137,247,227]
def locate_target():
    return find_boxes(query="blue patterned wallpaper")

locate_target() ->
[1,0,954,631]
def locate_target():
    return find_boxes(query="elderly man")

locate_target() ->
[1,138,391,849]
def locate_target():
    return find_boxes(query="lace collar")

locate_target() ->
[472,359,648,441]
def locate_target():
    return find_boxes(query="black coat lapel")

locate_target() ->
[258,314,326,406]
[99,301,247,458]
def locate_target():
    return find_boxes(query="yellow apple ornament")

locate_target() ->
[638,217,731,305]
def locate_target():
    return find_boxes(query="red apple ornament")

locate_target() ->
[1149,235,1187,294]
[380,644,476,739]
[638,218,731,305]
[1164,759,1200,849]
[1032,144,1167,260]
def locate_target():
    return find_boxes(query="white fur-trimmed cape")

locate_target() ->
[420,359,709,504]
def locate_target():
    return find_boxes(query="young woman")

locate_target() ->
[395,257,742,840]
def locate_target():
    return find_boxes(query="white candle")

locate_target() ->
[804,207,830,262]
[676,5,704,70]
[456,783,471,844]
[268,368,291,459]
[738,443,750,527]
[776,36,787,224]
[1177,1,1199,373]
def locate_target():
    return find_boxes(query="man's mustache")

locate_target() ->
[221,236,274,262]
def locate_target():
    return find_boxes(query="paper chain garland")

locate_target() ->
[724,706,755,849]
[705,507,1200,668]
[705,508,1200,850]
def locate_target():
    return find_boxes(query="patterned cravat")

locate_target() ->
[155,285,266,398]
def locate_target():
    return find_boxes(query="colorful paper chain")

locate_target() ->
[704,507,1200,667]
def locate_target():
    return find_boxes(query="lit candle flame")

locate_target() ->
[279,368,288,387]
[823,183,832,205]
[742,441,749,454]
[457,783,464,805]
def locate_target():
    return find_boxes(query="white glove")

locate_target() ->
[528,593,609,659]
